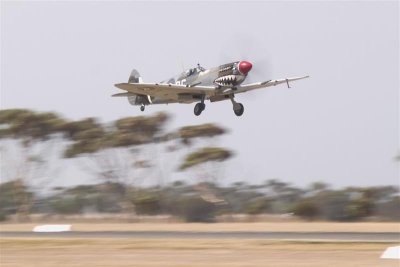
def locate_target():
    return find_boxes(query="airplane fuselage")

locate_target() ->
[127,61,253,106]
[162,61,252,88]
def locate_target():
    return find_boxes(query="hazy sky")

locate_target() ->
[1,1,399,188]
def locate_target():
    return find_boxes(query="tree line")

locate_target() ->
[0,109,398,222]
[0,179,398,222]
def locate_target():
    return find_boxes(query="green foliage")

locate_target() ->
[292,201,319,220]
[1,179,398,222]
[64,185,100,195]
[345,199,372,220]
[0,109,66,141]
[179,147,233,170]
[178,123,226,145]
[45,183,127,214]
[63,112,170,157]
[0,212,7,222]
[50,197,84,214]
[62,118,103,139]
[112,112,169,147]
[114,112,169,135]
[244,198,270,215]
[375,196,400,220]
[1,109,398,222]
[134,193,161,215]
[0,180,33,215]
[179,197,216,222]
[63,118,108,157]
[344,188,375,220]
[309,182,330,193]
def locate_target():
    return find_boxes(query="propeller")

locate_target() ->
[219,33,273,99]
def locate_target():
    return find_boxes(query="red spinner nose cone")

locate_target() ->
[238,61,252,75]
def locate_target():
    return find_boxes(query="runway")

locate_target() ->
[1,231,399,241]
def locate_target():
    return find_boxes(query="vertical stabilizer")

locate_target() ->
[128,69,143,83]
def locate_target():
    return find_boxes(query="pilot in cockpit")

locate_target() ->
[185,64,205,77]
[186,68,197,76]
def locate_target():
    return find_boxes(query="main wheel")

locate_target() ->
[234,103,244,116]
[140,105,145,112]
[194,103,205,116]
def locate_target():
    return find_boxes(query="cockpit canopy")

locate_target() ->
[185,68,197,77]
[183,64,205,77]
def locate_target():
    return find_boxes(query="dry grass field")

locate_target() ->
[1,222,399,232]
[1,238,398,267]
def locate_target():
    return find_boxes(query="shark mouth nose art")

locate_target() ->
[214,75,238,86]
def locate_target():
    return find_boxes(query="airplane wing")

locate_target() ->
[222,76,309,95]
[114,83,216,99]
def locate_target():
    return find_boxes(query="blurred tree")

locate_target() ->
[179,147,233,217]
[375,196,400,220]
[2,178,397,222]
[292,200,319,221]
[179,196,216,222]
[133,191,162,215]
[0,180,33,221]
[62,118,107,158]
[63,112,170,215]
[158,123,229,191]
[244,197,270,215]
[177,123,227,146]
[345,197,373,220]
[308,182,331,194]
[343,186,398,220]
[179,147,233,171]
[0,109,67,220]
[311,190,350,221]
[262,179,305,214]
[45,183,128,214]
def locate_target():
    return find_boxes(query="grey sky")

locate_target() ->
[1,1,399,188]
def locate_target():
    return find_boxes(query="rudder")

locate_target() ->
[128,69,143,83]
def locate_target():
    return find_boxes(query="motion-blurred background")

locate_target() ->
[1,0,398,223]
[0,1,399,267]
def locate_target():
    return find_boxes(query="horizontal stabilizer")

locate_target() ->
[112,92,135,97]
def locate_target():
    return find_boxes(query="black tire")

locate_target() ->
[194,103,203,116]
[234,103,244,116]
[140,105,145,112]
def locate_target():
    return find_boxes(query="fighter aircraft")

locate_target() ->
[113,61,308,116]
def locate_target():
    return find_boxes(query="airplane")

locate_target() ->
[113,61,309,116]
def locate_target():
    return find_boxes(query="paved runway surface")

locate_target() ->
[1,231,399,241]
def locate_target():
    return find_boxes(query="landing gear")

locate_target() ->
[194,96,206,116]
[230,95,244,116]
[194,102,205,116]
[234,103,244,116]
[140,105,145,112]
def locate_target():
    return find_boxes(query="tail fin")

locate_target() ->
[128,69,143,83]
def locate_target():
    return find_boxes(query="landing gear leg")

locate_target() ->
[140,104,145,112]
[230,95,244,116]
[194,96,206,116]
